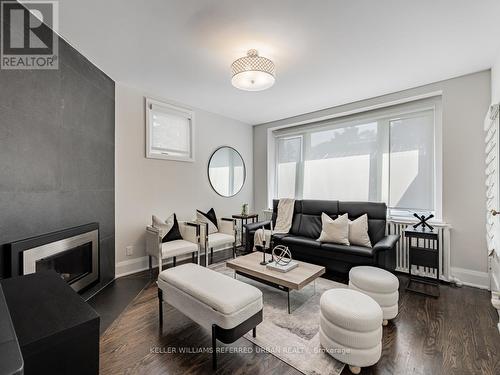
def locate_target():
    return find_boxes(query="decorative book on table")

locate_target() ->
[266,260,298,273]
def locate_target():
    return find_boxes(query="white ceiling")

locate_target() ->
[58,0,500,125]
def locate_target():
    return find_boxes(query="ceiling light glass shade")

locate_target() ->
[231,49,275,91]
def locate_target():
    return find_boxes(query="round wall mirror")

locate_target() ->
[208,146,246,197]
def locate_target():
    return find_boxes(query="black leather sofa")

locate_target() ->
[244,199,399,274]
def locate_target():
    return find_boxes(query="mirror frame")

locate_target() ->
[207,146,246,197]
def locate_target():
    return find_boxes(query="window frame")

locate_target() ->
[274,135,304,199]
[270,96,443,221]
[145,98,195,162]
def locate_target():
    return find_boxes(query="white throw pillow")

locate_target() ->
[317,213,350,245]
[196,211,218,234]
[152,214,174,238]
[348,214,372,248]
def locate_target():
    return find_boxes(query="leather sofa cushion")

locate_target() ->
[295,214,322,238]
[296,200,339,238]
[302,200,339,216]
[272,233,288,241]
[290,214,302,235]
[367,220,386,246]
[321,242,374,257]
[338,201,386,219]
[280,235,321,249]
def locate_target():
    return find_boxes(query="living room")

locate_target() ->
[1,1,500,374]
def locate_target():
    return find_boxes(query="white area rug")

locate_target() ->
[212,262,346,375]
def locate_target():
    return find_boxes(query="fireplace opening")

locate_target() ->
[4,223,100,293]
[36,242,93,284]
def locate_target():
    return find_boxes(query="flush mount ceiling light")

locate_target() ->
[231,49,275,91]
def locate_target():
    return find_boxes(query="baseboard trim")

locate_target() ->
[115,256,151,278]
[115,246,232,278]
[450,267,490,290]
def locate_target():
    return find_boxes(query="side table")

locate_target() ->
[404,226,440,297]
[232,213,259,250]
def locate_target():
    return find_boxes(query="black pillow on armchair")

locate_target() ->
[152,214,183,242]
[163,213,183,242]
[196,208,219,234]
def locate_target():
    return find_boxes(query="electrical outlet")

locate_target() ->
[126,246,134,256]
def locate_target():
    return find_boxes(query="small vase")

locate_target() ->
[241,203,248,216]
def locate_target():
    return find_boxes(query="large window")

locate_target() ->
[273,98,441,218]
[146,98,195,162]
[276,136,302,199]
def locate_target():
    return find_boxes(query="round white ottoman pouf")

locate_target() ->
[319,288,383,374]
[349,266,399,326]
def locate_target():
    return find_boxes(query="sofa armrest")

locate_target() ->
[373,234,400,252]
[243,220,271,232]
[179,221,200,244]
[219,218,236,236]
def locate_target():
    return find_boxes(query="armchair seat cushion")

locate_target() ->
[207,232,235,248]
[161,240,198,258]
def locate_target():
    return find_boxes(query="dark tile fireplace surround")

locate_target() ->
[2,223,101,294]
[0,7,112,374]
[0,6,115,298]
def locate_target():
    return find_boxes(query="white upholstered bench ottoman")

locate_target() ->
[349,266,399,326]
[157,263,263,369]
[320,288,382,374]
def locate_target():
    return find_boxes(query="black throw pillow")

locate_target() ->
[162,213,183,242]
[196,208,218,229]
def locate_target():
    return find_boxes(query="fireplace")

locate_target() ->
[35,243,93,284]
[4,223,99,293]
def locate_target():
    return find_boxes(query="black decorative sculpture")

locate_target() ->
[259,225,270,265]
[412,213,434,231]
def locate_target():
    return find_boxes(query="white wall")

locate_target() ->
[492,55,500,102]
[115,84,253,276]
[253,71,491,287]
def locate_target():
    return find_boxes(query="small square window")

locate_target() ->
[146,98,195,162]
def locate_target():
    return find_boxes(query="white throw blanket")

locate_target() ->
[254,198,295,249]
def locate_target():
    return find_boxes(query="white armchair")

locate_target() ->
[199,217,237,266]
[146,221,201,277]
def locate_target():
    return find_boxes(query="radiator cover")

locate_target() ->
[387,220,451,281]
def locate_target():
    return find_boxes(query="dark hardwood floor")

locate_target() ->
[88,249,242,333]
[88,271,151,334]
[90,250,500,375]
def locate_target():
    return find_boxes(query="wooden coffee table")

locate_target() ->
[226,252,325,313]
